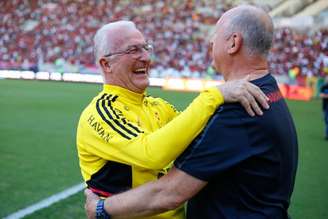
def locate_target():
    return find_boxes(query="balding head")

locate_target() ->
[221,5,274,57]
[93,21,137,65]
[210,5,273,80]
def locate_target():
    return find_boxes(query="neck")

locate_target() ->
[225,68,269,81]
[104,82,145,94]
[223,56,269,81]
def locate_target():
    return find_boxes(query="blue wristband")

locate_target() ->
[96,199,111,219]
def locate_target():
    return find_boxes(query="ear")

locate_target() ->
[227,32,242,55]
[99,58,111,73]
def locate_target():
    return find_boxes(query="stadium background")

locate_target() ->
[0,0,327,218]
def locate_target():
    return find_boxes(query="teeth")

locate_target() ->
[135,68,146,73]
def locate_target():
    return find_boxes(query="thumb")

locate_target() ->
[84,189,100,200]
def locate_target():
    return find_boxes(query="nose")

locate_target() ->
[208,42,213,55]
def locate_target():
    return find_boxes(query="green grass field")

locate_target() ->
[0,79,327,219]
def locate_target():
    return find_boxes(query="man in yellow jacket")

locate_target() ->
[76,20,268,219]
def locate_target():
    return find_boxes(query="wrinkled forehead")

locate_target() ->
[109,28,146,50]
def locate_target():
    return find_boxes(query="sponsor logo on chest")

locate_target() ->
[87,115,114,142]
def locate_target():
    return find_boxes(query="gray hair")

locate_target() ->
[225,8,273,57]
[93,21,136,65]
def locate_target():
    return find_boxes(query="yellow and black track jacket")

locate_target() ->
[76,84,223,219]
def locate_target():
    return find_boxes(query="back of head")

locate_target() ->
[225,5,274,57]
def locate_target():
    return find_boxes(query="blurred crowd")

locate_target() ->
[269,28,328,78]
[0,0,327,78]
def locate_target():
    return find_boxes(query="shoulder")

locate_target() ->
[89,92,119,106]
[214,103,246,121]
[145,95,178,112]
[145,95,167,105]
[252,74,279,95]
[80,91,122,125]
[194,104,249,143]
[209,103,272,142]
[144,95,163,105]
[79,92,104,115]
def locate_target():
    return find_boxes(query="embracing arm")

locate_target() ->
[77,87,224,171]
[78,79,269,171]
[85,167,206,219]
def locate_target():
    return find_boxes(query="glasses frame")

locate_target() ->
[103,43,153,58]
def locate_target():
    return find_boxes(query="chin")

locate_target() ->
[213,63,220,73]
[141,81,149,90]
[135,80,149,92]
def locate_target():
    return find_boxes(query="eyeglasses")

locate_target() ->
[104,43,153,57]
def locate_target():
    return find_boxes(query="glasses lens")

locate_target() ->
[145,44,153,52]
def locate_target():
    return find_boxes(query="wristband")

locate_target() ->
[96,199,111,219]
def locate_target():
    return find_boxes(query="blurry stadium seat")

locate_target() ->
[0,0,327,80]
[294,0,328,17]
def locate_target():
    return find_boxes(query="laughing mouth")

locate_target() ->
[133,68,147,74]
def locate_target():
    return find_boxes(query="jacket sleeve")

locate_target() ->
[77,87,224,170]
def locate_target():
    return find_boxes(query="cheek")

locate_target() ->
[212,44,223,71]
[212,44,221,61]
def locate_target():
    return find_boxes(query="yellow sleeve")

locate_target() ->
[77,87,223,170]
[153,97,180,123]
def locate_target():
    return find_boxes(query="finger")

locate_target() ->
[251,84,269,103]
[240,97,255,117]
[242,74,251,81]
[84,189,98,219]
[84,189,99,200]
[247,84,269,109]
[246,92,263,116]
[84,189,89,197]
[244,91,263,116]
[84,189,92,197]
